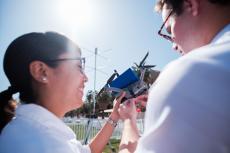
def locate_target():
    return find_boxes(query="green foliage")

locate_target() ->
[65,89,114,118]
[97,91,114,110]
[103,139,120,153]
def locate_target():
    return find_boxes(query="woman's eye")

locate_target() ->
[78,65,84,71]
[77,65,82,69]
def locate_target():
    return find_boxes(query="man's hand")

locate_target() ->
[134,94,148,112]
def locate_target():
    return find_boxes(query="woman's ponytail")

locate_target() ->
[0,86,18,133]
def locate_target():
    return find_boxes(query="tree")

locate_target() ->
[144,69,160,87]
[65,90,97,118]
[86,90,94,103]
[96,91,114,118]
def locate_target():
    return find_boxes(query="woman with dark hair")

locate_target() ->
[0,32,128,153]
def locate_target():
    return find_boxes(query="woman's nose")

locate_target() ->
[83,73,88,82]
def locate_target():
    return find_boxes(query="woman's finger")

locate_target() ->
[113,91,126,108]
[115,91,126,102]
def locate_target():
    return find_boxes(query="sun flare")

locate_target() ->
[57,0,93,27]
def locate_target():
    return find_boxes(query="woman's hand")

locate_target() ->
[110,93,148,122]
[118,98,137,121]
[118,94,148,121]
[110,92,126,121]
[89,92,126,153]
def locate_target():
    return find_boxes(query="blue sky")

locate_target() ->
[0,0,179,98]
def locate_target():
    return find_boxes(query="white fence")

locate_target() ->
[66,118,144,143]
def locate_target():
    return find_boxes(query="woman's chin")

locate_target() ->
[74,99,84,108]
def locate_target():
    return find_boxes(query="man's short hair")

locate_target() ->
[155,0,230,15]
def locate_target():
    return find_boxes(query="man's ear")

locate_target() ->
[29,61,49,83]
[184,0,200,16]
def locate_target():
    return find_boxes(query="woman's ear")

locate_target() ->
[29,61,49,83]
[184,0,200,16]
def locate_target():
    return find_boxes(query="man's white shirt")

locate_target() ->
[135,24,230,153]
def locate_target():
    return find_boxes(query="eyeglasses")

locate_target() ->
[44,57,85,72]
[158,10,173,42]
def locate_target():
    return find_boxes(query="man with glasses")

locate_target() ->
[118,0,230,152]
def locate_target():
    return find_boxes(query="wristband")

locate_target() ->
[107,118,118,127]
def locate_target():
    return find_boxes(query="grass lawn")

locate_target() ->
[103,139,120,153]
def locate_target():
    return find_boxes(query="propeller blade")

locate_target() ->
[98,69,120,96]
[139,52,149,67]
[106,69,119,84]
[107,74,117,84]
[114,69,119,77]
[143,65,156,68]
[134,62,139,67]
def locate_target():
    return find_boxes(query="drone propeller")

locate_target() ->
[106,70,119,84]
[134,63,139,68]
[139,52,149,67]
[98,70,119,96]
[142,65,156,69]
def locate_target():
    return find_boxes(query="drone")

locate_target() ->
[97,52,155,102]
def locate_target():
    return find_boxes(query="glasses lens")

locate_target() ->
[44,57,86,71]
[81,58,85,71]
[158,10,173,42]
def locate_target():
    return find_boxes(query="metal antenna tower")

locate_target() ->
[93,48,97,114]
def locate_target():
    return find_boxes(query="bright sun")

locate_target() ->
[57,0,93,27]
